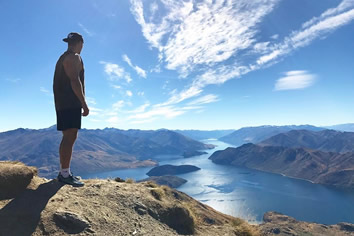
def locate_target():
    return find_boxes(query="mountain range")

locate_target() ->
[259,129,354,153]
[219,125,325,146]
[0,126,212,178]
[210,129,354,188]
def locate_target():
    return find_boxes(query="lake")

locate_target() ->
[81,139,354,225]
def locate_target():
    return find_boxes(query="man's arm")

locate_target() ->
[63,54,89,116]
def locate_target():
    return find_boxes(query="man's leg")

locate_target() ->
[59,128,78,172]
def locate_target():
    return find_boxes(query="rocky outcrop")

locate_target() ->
[0,162,257,236]
[0,161,37,199]
[147,165,201,177]
[260,212,354,236]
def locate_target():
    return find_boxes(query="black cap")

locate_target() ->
[62,32,84,43]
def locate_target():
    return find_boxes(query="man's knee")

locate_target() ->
[62,128,78,142]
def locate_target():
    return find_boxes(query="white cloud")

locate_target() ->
[270,34,279,40]
[187,94,219,106]
[112,100,125,111]
[126,103,150,113]
[40,87,50,95]
[126,90,133,97]
[159,86,203,106]
[106,116,120,124]
[6,78,21,83]
[257,2,354,66]
[130,0,279,76]
[78,23,94,37]
[111,84,121,90]
[128,105,185,121]
[274,70,317,91]
[128,0,354,122]
[122,54,147,78]
[86,97,97,105]
[100,61,132,83]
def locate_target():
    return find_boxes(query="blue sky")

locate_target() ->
[1,0,354,131]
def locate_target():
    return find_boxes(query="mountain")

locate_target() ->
[174,129,235,140]
[209,143,354,188]
[2,161,353,236]
[325,123,354,132]
[0,127,212,178]
[219,125,325,146]
[259,129,354,153]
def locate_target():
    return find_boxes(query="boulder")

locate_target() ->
[0,161,37,199]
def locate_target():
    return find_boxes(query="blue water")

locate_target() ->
[82,139,354,225]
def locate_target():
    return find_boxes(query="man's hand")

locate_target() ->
[82,103,89,117]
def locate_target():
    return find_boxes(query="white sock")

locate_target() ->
[60,168,71,178]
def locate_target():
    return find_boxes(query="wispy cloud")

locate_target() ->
[128,0,354,123]
[128,105,186,121]
[274,70,317,91]
[40,87,51,95]
[6,78,21,83]
[110,84,121,90]
[257,1,354,66]
[130,0,279,76]
[187,94,219,106]
[78,23,94,37]
[100,61,132,83]
[122,54,147,78]
[86,97,97,105]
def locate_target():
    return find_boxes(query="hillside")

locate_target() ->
[1,161,353,236]
[209,143,354,188]
[259,129,354,153]
[219,125,324,146]
[0,161,257,236]
[0,127,212,178]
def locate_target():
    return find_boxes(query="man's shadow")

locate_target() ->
[0,180,63,236]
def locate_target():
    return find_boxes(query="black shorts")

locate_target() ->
[56,108,82,131]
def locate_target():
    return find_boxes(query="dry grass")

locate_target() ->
[145,181,158,188]
[125,178,135,184]
[150,188,165,200]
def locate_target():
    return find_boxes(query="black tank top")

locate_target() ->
[53,51,85,110]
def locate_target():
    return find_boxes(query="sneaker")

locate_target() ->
[57,173,84,187]
[57,172,81,181]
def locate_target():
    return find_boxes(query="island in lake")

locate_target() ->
[147,164,201,177]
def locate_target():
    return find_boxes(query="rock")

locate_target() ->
[53,211,90,234]
[114,177,125,182]
[134,203,148,215]
[0,161,37,199]
[338,222,354,232]
[153,205,195,235]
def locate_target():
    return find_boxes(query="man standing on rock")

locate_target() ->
[53,32,88,187]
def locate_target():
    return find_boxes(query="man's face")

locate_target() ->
[78,41,84,54]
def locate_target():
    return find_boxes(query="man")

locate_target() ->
[53,32,89,187]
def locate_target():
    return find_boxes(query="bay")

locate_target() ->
[82,139,354,225]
